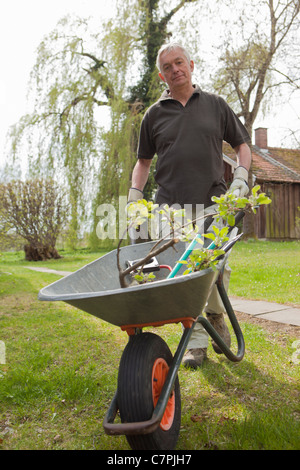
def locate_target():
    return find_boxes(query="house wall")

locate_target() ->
[223,161,300,240]
[223,161,234,186]
[256,182,300,240]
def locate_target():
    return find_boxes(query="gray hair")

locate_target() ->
[156,42,191,72]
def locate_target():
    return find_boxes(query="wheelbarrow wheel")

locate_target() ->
[117,332,181,450]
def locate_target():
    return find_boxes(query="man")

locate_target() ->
[128,42,251,368]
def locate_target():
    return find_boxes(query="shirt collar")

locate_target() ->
[159,84,201,101]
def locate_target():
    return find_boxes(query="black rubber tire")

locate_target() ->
[117,332,181,450]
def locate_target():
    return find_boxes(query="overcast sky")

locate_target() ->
[0,0,114,166]
[0,0,299,170]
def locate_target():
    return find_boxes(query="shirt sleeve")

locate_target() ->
[220,97,251,148]
[137,110,156,159]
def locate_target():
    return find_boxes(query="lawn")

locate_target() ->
[0,241,299,450]
[229,240,300,305]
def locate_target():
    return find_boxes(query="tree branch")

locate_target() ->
[59,93,108,126]
[270,67,300,89]
[118,237,179,288]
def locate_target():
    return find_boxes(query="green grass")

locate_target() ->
[0,242,299,450]
[229,240,300,305]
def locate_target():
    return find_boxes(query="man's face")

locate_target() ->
[158,48,194,92]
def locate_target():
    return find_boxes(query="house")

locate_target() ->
[223,128,300,240]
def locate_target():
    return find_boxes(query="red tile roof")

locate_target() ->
[222,142,300,183]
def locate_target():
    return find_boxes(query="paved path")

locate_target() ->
[26,267,300,327]
[229,296,300,327]
[25,266,72,277]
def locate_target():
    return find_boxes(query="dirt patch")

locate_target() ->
[0,293,35,315]
[235,311,300,340]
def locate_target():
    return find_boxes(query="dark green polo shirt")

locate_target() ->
[137,85,250,208]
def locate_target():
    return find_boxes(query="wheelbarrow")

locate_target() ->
[38,214,245,450]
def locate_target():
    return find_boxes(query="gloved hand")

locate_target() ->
[127,187,149,243]
[128,187,144,203]
[228,166,249,198]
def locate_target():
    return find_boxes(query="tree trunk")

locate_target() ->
[24,244,62,261]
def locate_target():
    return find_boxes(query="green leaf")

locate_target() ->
[203,233,215,240]
[220,226,229,237]
[252,185,261,196]
[228,214,235,226]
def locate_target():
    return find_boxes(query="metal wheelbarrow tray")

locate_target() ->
[38,239,245,450]
[38,241,219,330]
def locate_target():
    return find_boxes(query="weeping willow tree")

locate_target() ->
[7,0,198,248]
[8,15,110,246]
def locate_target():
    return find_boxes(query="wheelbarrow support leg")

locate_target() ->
[197,270,245,362]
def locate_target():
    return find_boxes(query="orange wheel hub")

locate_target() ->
[152,358,175,431]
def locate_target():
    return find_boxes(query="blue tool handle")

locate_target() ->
[167,235,215,279]
[167,211,245,279]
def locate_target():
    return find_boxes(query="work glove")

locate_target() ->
[127,187,149,243]
[128,187,144,203]
[228,166,249,198]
